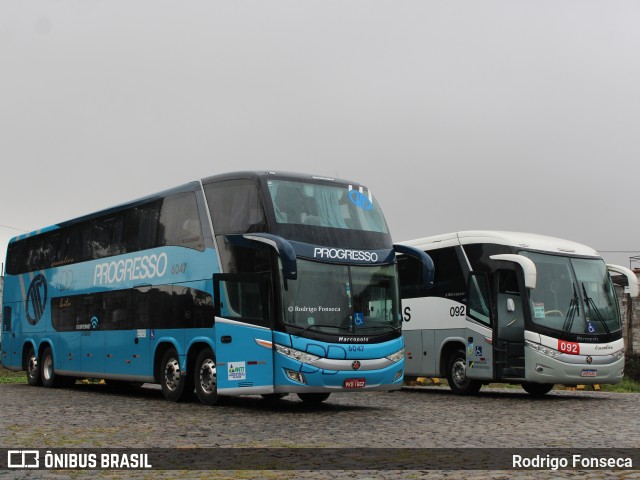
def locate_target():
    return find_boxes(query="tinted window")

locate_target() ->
[51,286,214,332]
[6,191,205,275]
[158,192,204,250]
[398,247,465,301]
[204,179,266,235]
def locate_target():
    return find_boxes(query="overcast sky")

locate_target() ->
[1,1,639,271]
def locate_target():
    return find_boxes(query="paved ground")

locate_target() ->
[1,382,639,479]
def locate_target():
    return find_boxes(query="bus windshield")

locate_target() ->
[281,260,400,335]
[266,179,389,233]
[520,251,621,335]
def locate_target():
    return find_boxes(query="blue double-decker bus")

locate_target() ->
[1,171,432,404]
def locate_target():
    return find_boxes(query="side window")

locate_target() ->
[205,179,266,235]
[467,272,492,325]
[158,192,204,251]
[51,296,80,332]
[397,255,425,299]
[3,306,12,332]
[91,215,125,259]
[103,290,133,330]
[423,247,466,301]
[214,274,271,328]
[124,201,161,252]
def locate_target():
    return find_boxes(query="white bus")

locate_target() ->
[398,231,639,396]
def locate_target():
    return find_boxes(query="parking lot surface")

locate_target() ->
[1,382,639,479]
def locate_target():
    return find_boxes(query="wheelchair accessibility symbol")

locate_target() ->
[354,312,364,326]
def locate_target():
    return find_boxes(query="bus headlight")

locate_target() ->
[275,344,321,364]
[525,340,562,358]
[612,349,625,360]
[385,348,405,364]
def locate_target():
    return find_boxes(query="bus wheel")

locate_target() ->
[522,382,554,397]
[26,346,42,386]
[194,348,220,406]
[160,348,192,402]
[297,393,330,403]
[446,349,481,395]
[40,346,72,388]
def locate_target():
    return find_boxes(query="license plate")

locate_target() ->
[581,369,597,377]
[344,378,366,388]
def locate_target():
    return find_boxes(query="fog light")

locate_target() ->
[535,365,544,373]
[393,369,403,381]
[285,369,307,385]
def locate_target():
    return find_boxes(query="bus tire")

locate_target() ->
[160,347,192,402]
[446,349,481,395]
[40,346,70,388]
[522,382,554,397]
[25,346,42,386]
[194,348,220,406]
[297,393,330,403]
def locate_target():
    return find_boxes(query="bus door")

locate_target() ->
[213,273,274,394]
[494,269,526,379]
[465,273,494,381]
[1,304,17,367]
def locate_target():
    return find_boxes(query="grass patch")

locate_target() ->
[0,365,26,384]
[600,378,640,393]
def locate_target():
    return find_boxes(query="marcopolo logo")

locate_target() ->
[94,253,168,285]
[26,274,48,326]
[313,247,378,263]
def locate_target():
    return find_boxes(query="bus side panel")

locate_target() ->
[404,330,436,377]
[2,301,23,370]
[214,319,274,395]
[58,331,81,373]
[465,324,494,380]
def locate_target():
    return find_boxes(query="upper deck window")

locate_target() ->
[266,180,389,234]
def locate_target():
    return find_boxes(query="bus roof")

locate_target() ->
[400,230,600,258]
[9,171,368,245]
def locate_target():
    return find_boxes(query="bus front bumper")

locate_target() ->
[524,347,625,385]
[273,356,404,393]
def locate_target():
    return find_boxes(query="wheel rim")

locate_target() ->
[43,354,53,381]
[27,354,38,379]
[452,358,467,387]
[163,357,181,391]
[199,359,217,394]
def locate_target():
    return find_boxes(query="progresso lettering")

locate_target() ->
[94,253,168,285]
[313,248,379,262]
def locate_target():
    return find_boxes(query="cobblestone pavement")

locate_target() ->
[1,382,639,479]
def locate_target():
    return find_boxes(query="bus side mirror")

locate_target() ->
[225,233,297,280]
[607,264,639,298]
[490,254,537,289]
[393,244,435,290]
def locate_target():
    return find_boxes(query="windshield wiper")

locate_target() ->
[562,284,580,333]
[581,283,610,335]
[296,324,344,335]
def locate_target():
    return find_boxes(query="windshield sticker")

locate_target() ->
[288,306,342,314]
[228,362,246,381]
[354,312,364,327]
[348,185,373,211]
[587,322,596,334]
[533,303,545,318]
